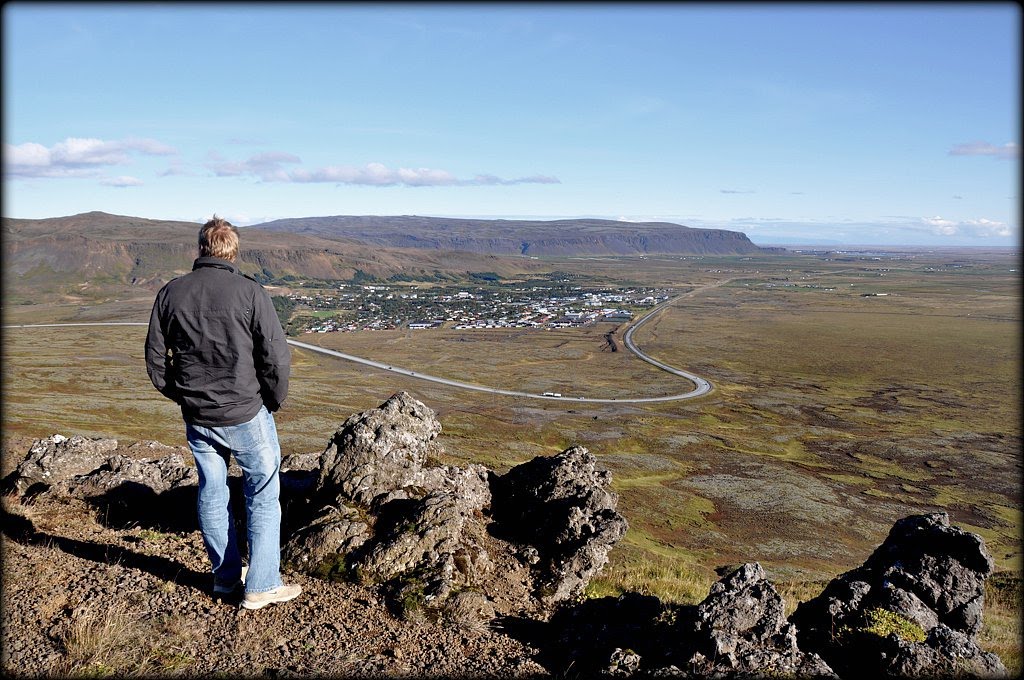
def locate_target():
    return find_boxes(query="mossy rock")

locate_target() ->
[838,607,927,644]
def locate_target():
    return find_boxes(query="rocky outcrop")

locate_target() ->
[2,434,118,497]
[315,391,444,507]
[685,563,837,677]
[285,392,627,618]
[54,453,198,499]
[537,566,837,678]
[490,445,629,604]
[790,512,1007,678]
[286,393,499,611]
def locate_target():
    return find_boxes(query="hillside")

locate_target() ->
[0,212,550,302]
[2,211,776,304]
[249,215,776,256]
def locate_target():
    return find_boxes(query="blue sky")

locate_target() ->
[3,3,1020,246]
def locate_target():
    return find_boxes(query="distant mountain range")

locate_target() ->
[2,212,777,302]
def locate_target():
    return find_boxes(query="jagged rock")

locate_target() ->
[316,391,443,507]
[46,452,201,531]
[55,453,198,498]
[541,571,836,678]
[790,512,1007,678]
[362,492,467,584]
[361,464,491,580]
[290,396,623,616]
[282,451,322,472]
[287,393,506,614]
[887,624,1008,679]
[2,434,118,496]
[282,504,371,573]
[686,563,837,677]
[607,647,642,676]
[490,445,628,604]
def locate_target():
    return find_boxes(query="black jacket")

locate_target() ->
[145,256,290,426]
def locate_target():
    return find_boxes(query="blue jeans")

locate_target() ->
[185,406,283,594]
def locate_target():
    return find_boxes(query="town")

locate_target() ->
[274,280,672,335]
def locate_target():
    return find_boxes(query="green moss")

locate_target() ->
[839,607,927,643]
[392,576,428,620]
[310,554,352,583]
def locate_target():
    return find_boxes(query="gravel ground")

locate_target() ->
[1,491,549,678]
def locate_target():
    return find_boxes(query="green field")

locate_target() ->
[3,248,1020,668]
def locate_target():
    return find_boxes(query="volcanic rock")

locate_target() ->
[315,391,443,507]
[686,562,836,677]
[490,444,629,604]
[2,434,118,496]
[790,512,1007,678]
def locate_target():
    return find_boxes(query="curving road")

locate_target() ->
[5,293,714,403]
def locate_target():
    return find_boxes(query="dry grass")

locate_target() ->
[53,602,143,677]
[981,573,1023,676]
[51,601,197,677]
[586,557,716,605]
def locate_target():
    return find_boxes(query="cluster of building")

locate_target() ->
[287,283,668,334]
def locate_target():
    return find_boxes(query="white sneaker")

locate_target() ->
[242,583,302,610]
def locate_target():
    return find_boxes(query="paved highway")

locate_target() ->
[5,297,713,403]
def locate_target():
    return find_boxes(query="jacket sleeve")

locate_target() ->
[145,290,181,403]
[252,287,291,411]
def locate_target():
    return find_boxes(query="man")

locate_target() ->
[145,215,301,610]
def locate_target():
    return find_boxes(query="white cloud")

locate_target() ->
[923,215,1011,238]
[949,141,1019,159]
[721,188,755,194]
[208,151,302,181]
[961,218,1012,238]
[3,136,178,179]
[923,216,958,235]
[121,137,176,155]
[212,154,559,187]
[289,163,414,185]
[51,137,130,165]
[100,175,144,187]
[4,142,51,167]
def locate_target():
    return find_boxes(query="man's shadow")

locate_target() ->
[1,499,209,592]
[1,469,317,596]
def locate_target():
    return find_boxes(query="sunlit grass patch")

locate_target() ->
[981,572,1022,677]
[822,473,874,486]
[850,452,932,482]
[588,554,716,605]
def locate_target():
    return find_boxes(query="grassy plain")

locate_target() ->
[3,248,1020,669]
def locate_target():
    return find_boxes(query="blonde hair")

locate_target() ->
[198,215,239,261]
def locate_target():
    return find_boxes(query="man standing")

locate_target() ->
[145,215,301,610]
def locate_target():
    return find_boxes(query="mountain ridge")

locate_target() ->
[249,214,777,256]
[2,212,779,302]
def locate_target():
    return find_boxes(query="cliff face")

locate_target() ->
[251,215,775,256]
